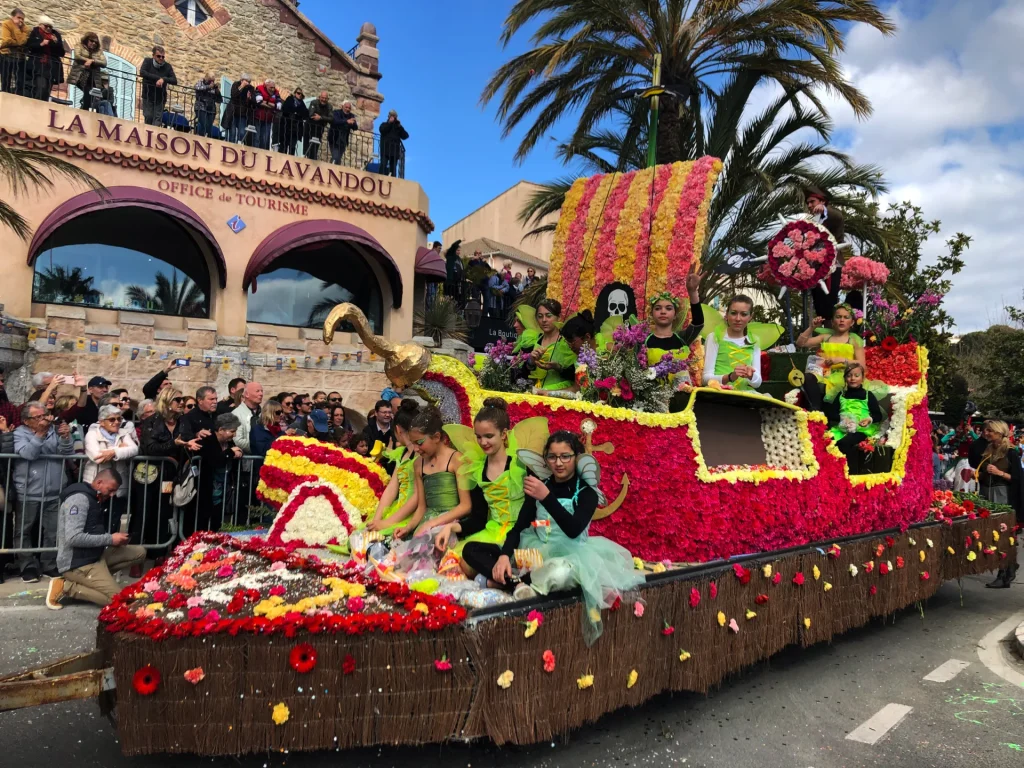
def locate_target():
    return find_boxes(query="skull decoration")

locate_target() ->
[593,282,639,329]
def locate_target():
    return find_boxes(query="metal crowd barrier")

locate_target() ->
[0,53,405,177]
[0,453,271,563]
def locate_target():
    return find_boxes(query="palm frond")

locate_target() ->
[415,296,469,346]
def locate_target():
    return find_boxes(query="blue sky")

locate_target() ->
[300,0,1024,333]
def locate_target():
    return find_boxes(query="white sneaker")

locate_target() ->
[513,583,537,601]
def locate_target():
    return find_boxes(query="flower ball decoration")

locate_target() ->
[289,643,318,674]
[266,481,365,549]
[764,217,839,297]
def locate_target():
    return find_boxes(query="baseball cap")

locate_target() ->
[88,376,112,388]
[311,409,329,433]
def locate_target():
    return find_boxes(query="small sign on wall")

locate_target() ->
[227,215,246,234]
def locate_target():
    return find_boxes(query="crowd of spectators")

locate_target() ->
[0,360,417,610]
[439,239,541,318]
[0,9,408,174]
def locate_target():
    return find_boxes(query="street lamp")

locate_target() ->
[464,298,482,329]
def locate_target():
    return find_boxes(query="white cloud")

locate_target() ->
[816,0,1024,331]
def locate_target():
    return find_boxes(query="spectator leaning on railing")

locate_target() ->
[12,400,74,582]
[280,85,308,156]
[249,399,282,457]
[140,44,176,126]
[307,90,331,159]
[224,72,255,144]
[0,8,29,96]
[69,31,106,112]
[47,468,146,610]
[328,99,357,165]
[230,382,263,455]
[25,14,63,102]
[253,78,282,150]
[194,72,221,138]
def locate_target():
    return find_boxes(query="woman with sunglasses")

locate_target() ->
[84,404,140,537]
[182,396,197,413]
[969,420,1023,588]
[275,392,297,431]
[249,400,283,457]
[462,430,644,644]
[393,407,472,539]
[134,389,184,553]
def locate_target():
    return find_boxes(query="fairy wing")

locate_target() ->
[442,424,485,489]
[516,305,540,332]
[575,454,607,506]
[516,449,552,481]
[697,303,723,340]
[509,416,550,456]
[747,322,785,351]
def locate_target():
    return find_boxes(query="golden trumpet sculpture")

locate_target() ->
[322,303,432,388]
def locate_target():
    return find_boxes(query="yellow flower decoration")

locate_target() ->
[803,617,812,629]
[577,674,594,690]
[524,619,539,638]
[812,565,821,581]
[652,562,667,574]
[254,577,364,620]
[627,670,638,689]
[762,564,772,578]
[271,702,290,725]
[588,607,601,623]
[919,550,926,562]
[967,551,977,562]
[497,670,514,689]
[745,609,757,620]
[414,602,429,615]
[993,531,1000,542]
[633,557,645,571]
[146,602,164,612]
[717,611,726,627]
[823,582,832,592]
[678,650,692,662]
[947,546,955,555]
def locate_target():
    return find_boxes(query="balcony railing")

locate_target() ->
[0,52,405,178]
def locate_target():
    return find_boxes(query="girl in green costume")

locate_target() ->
[393,407,473,539]
[700,295,783,390]
[432,398,549,561]
[525,299,577,391]
[825,362,885,475]
[364,400,421,536]
[797,303,886,409]
[511,305,542,354]
[645,269,705,378]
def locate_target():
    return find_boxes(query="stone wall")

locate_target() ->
[15,0,383,130]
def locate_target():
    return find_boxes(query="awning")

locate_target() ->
[244,220,404,308]
[414,246,447,282]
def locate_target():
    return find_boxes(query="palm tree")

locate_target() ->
[415,295,469,346]
[482,0,895,165]
[517,74,891,311]
[125,270,206,317]
[33,265,102,304]
[0,143,103,238]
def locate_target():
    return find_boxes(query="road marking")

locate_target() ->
[846,704,913,745]
[0,605,47,613]
[976,610,1024,688]
[923,659,970,682]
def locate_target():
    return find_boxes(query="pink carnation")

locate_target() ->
[841,257,889,290]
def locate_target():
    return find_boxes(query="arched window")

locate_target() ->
[246,243,384,332]
[31,207,213,317]
[67,51,138,121]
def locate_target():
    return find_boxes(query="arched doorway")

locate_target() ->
[28,187,226,317]
[67,50,137,119]
[244,221,403,334]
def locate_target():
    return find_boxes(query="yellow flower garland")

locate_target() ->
[253,577,365,620]
[547,178,589,306]
[578,173,619,313]
[646,161,692,299]
[613,167,655,286]
[259,448,384,516]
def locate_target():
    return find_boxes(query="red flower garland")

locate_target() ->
[422,371,472,424]
[864,343,921,386]
[132,665,161,696]
[289,643,318,674]
[265,483,358,548]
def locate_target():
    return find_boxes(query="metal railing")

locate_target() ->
[0,453,273,566]
[0,52,405,177]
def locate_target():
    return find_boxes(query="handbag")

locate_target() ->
[171,458,200,507]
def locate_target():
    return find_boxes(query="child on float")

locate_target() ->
[511,305,542,354]
[364,400,420,535]
[646,270,705,367]
[524,299,577,391]
[461,430,645,645]
[796,302,882,410]
[393,407,472,539]
[560,311,597,356]
[701,294,782,390]
[825,362,885,475]
[433,399,548,558]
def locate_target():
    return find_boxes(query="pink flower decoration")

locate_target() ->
[526,609,544,626]
[689,587,701,608]
[205,610,220,623]
[728,618,739,633]
[347,596,365,613]
[269,585,286,597]
[269,561,287,571]
[434,657,452,672]
[216,565,234,578]
[633,601,645,618]
[187,607,204,621]
[186,596,205,608]
[709,581,718,599]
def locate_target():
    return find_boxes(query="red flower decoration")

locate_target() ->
[269,585,286,597]
[342,654,356,675]
[863,561,875,573]
[542,649,556,673]
[827,544,841,559]
[869,585,878,596]
[879,562,890,575]
[980,509,991,519]
[434,655,452,672]
[765,218,837,291]
[920,571,930,580]
[755,594,770,605]
[895,556,905,569]
[732,564,751,585]
[881,336,898,352]
[709,581,718,599]
[885,536,895,548]
[289,643,317,674]
[792,572,805,586]
[132,665,161,696]
[662,621,675,636]
[610,596,622,612]
[689,587,701,608]
[963,500,975,512]
[875,544,885,557]
[771,572,782,585]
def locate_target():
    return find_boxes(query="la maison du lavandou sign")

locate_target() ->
[46,109,394,199]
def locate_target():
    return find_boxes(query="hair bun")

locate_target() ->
[579,309,594,323]
[482,396,508,411]
[398,399,420,413]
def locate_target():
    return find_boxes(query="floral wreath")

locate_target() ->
[765,218,837,294]
[648,291,680,311]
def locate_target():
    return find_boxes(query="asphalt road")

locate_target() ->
[1,573,1023,768]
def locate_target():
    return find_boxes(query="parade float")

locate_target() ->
[1,159,1015,757]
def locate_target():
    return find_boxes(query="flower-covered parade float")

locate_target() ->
[59,159,1015,757]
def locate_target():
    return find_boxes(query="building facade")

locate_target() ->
[0,8,441,413]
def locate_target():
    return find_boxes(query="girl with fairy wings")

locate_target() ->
[645,269,706,372]
[364,401,421,536]
[797,302,886,410]
[432,398,549,560]
[700,295,784,390]
[461,428,645,646]
[520,299,577,392]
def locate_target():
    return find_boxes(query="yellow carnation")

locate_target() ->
[812,565,821,581]
[577,674,594,690]
[627,670,638,689]
[271,702,290,725]
[761,564,772,578]
[823,582,832,592]
[803,617,812,629]
[524,619,539,638]
[678,650,692,662]
[497,670,514,689]
[919,550,926,562]
[717,611,726,627]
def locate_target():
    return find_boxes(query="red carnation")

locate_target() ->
[881,336,898,352]
[732,564,751,585]
[709,581,718,599]
[920,571,930,580]
[289,643,317,674]
[963,500,975,512]
[980,509,990,519]
[885,536,895,548]
[879,562,890,575]
[662,621,675,636]
[771,572,782,585]
[895,556,905,569]
[689,587,701,608]
[869,585,877,596]
[755,594,770,605]
[342,654,356,675]
[610,596,622,612]
[792,573,805,586]
[132,665,161,696]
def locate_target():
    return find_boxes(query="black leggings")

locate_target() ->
[835,432,869,474]
[462,542,531,590]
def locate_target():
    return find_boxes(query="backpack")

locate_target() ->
[171,458,200,507]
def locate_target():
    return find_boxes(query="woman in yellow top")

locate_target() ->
[0,8,29,95]
[797,303,876,409]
